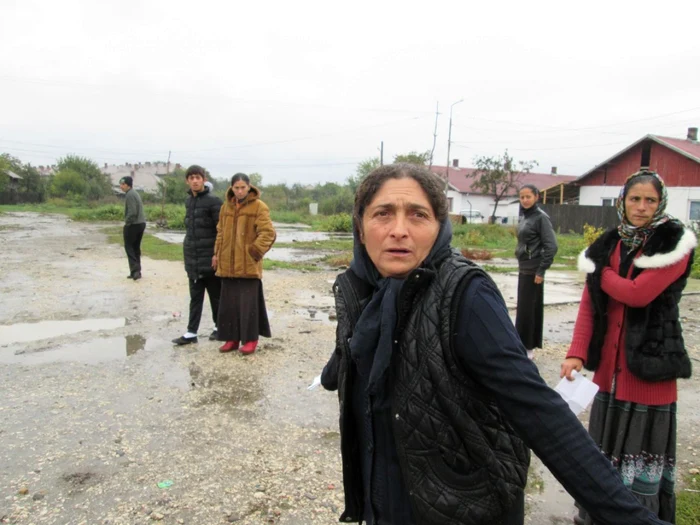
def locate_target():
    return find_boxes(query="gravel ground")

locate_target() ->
[0,211,698,525]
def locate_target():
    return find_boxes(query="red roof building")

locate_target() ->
[575,127,700,221]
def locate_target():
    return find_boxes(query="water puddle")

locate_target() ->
[293,308,333,323]
[0,318,126,346]
[151,225,350,262]
[0,335,146,365]
[267,247,329,262]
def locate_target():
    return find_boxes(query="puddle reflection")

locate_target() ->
[0,318,126,346]
[0,335,146,365]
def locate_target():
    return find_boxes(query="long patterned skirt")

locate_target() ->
[574,392,677,524]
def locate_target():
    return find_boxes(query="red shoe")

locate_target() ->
[219,341,239,353]
[239,340,258,355]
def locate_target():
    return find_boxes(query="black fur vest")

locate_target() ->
[577,220,696,381]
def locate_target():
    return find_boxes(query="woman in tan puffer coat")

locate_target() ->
[213,173,276,355]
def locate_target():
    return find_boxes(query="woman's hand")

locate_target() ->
[534,275,544,284]
[212,255,218,270]
[560,357,584,381]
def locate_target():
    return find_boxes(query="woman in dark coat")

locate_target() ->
[320,163,673,525]
[561,170,695,524]
[514,184,557,358]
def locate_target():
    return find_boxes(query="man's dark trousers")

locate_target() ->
[123,223,146,276]
[188,275,222,333]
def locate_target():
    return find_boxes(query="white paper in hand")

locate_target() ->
[554,370,599,416]
[307,374,322,391]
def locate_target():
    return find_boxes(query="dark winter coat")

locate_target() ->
[514,205,557,276]
[579,220,696,381]
[322,253,530,524]
[183,186,223,280]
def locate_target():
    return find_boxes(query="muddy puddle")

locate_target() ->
[0,317,126,346]
[152,224,349,262]
[0,335,145,365]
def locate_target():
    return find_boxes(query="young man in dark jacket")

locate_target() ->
[119,176,146,280]
[172,166,223,345]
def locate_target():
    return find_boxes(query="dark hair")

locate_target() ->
[231,173,250,186]
[185,165,206,179]
[519,184,539,197]
[353,163,448,236]
[119,176,133,188]
[623,171,662,200]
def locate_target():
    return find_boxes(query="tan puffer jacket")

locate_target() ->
[214,185,276,279]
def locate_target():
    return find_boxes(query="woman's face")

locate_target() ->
[360,177,440,279]
[624,181,660,227]
[232,180,250,200]
[519,188,537,209]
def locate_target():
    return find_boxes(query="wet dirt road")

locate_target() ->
[1,212,699,525]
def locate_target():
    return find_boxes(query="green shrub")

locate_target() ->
[321,213,353,232]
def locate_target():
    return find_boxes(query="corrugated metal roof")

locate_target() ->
[429,165,576,196]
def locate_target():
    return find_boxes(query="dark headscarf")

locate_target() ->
[349,216,453,394]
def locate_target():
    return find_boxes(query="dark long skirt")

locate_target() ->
[574,392,677,524]
[217,278,271,342]
[514,272,544,350]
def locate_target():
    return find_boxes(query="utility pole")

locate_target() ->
[428,102,439,171]
[445,99,463,192]
[159,150,171,227]
[380,141,384,166]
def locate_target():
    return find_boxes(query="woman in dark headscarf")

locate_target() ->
[514,184,558,358]
[562,170,696,524]
[321,163,673,525]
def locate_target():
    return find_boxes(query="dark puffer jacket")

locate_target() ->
[323,254,530,524]
[183,186,223,279]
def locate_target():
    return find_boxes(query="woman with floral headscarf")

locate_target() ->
[561,170,696,524]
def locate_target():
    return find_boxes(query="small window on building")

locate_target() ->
[447,197,454,213]
[601,198,615,207]
[689,201,700,221]
[641,143,652,168]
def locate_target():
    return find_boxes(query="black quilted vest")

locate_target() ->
[582,221,694,381]
[331,253,530,524]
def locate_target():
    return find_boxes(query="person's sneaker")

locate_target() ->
[172,335,198,346]
[132,272,142,281]
[219,341,239,353]
[209,330,218,341]
[239,340,258,355]
[127,275,133,279]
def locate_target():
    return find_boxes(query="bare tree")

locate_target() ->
[467,150,537,223]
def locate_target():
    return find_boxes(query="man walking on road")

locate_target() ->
[172,166,223,346]
[119,176,146,280]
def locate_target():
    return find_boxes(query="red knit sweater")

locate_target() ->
[567,241,690,405]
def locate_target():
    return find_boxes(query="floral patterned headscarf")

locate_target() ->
[616,170,671,249]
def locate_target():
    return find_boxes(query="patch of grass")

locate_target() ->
[0,202,83,218]
[269,210,313,224]
[103,226,324,271]
[275,238,353,251]
[481,265,519,274]
[678,472,700,525]
[103,227,183,261]
[323,252,353,267]
[263,259,321,272]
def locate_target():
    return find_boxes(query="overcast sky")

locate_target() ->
[1,0,699,185]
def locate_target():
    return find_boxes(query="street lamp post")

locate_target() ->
[444,98,463,193]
